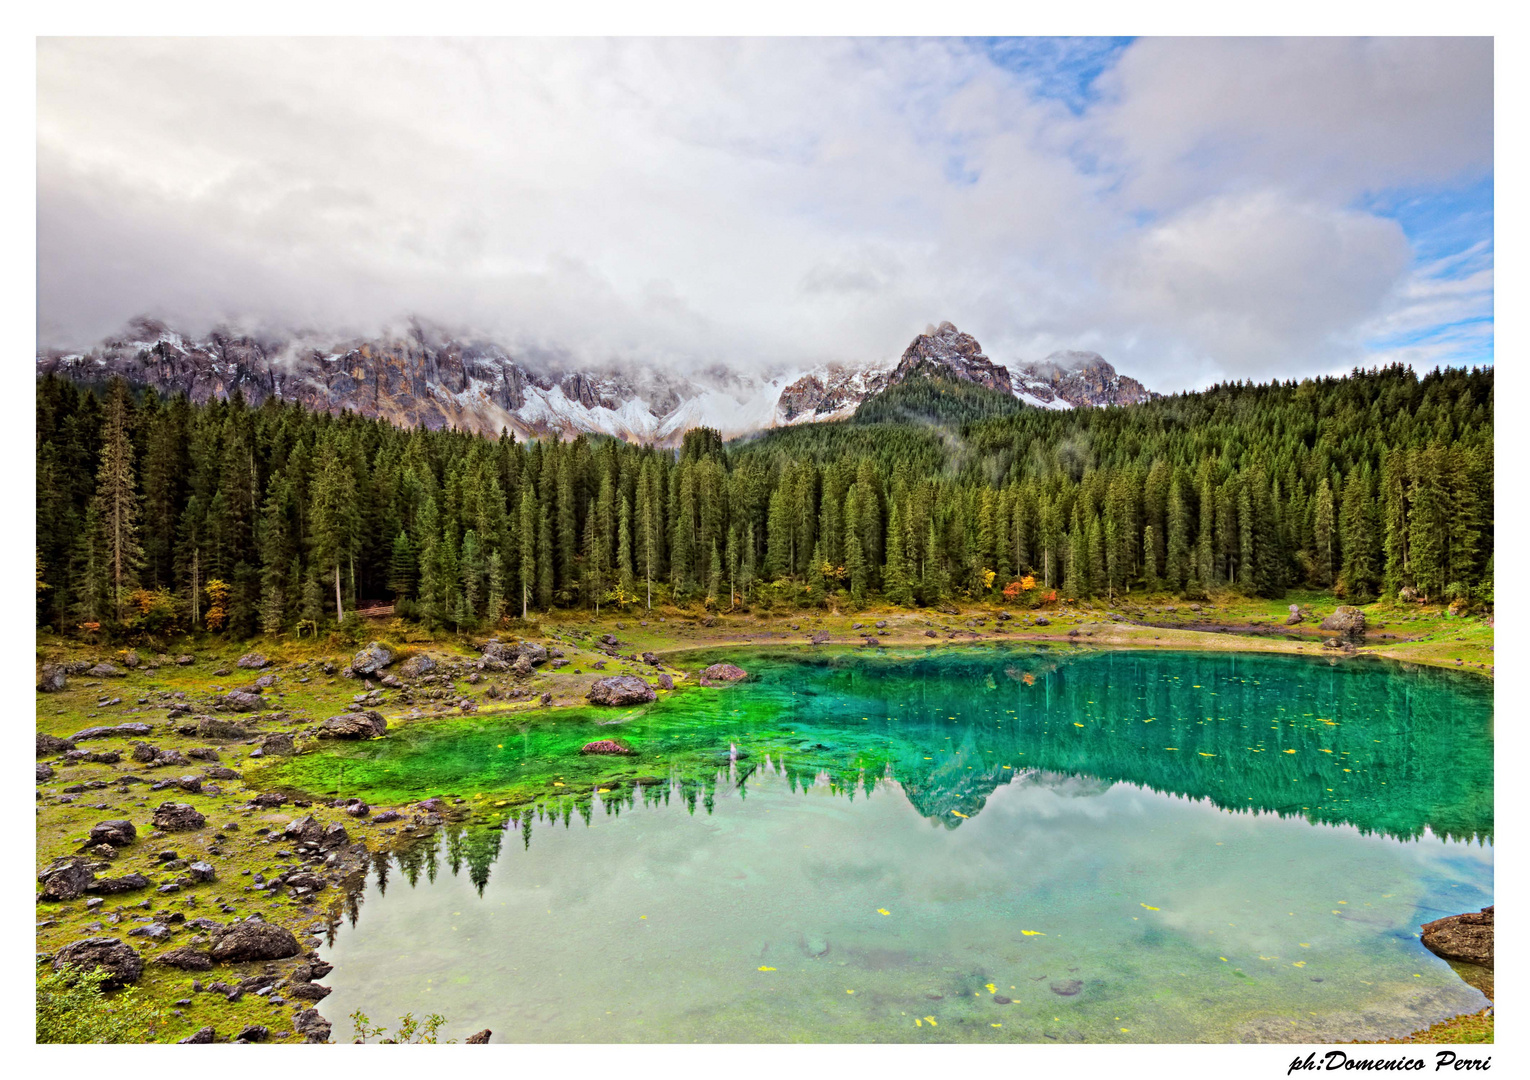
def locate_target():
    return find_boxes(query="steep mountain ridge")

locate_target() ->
[36,318,1156,442]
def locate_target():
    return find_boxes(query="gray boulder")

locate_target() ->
[259,733,297,756]
[317,710,387,739]
[91,873,151,894]
[38,860,95,901]
[1320,606,1366,639]
[220,691,264,713]
[587,676,656,706]
[155,946,214,971]
[1285,604,1304,626]
[86,663,125,678]
[235,653,269,669]
[36,762,53,782]
[810,630,830,645]
[198,716,251,739]
[351,641,395,675]
[210,920,300,962]
[151,802,206,832]
[37,732,74,756]
[37,664,68,692]
[71,722,152,741]
[293,1008,332,1044]
[657,673,675,691]
[398,654,437,678]
[53,937,144,988]
[88,820,137,847]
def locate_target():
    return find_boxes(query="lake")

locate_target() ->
[264,647,1493,1043]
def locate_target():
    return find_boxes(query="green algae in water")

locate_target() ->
[278,649,1492,1042]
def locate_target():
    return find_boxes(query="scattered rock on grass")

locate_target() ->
[586,676,656,706]
[152,802,206,832]
[210,920,301,962]
[317,711,387,739]
[53,937,144,988]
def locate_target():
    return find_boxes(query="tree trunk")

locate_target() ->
[334,563,344,623]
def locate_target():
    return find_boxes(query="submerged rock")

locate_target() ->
[587,676,656,706]
[699,663,748,686]
[1049,979,1084,997]
[1422,906,1493,969]
[580,739,635,756]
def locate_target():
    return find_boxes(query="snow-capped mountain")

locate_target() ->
[35,318,1155,443]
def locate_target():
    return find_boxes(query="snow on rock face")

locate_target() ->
[37,319,1156,443]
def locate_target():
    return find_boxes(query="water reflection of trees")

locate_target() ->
[336,649,1492,901]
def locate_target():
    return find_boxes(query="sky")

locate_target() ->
[35,37,1493,392]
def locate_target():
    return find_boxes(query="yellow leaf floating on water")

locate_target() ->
[985,983,996,993]
[1283,749,1297,754]
[758,966,776,972]
[951,811,968,818]
[1141,904,1160,911]
[1074,723,1084,728]
[992,1023,1002,1028]
[1199,752,1215,757]
[1293,961,1306,968]
[846,989,855,994]
[1021,930,1045,936]
[878,908,891,916]
[1219,957,1228,962]
[925,1017,938,1026]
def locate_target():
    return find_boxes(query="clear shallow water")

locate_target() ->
[271,648,1493,1043]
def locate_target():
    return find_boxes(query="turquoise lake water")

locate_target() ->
[290,647,1493,1043]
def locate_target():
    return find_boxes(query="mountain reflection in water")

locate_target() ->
[264,647,1492,905]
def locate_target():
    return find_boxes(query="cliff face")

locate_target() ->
[37,318,1158,441]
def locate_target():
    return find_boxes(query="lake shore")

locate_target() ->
[35,592,1492,1044]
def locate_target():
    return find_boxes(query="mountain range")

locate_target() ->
[36,319,1156,444]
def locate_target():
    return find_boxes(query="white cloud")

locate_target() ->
[36,37,1492,391]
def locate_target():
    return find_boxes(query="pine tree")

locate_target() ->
[93,379,143,623]
[884,500,913,606]
[389,531,416,600]
[1313,477,1336,587]
[486,550,506,626]
[518,484,537,618]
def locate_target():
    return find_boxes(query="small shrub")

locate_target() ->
[37,963,166,1044]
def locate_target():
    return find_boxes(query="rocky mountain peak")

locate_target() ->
[891,322,1012,394]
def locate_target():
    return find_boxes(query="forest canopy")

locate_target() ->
[36,363,1493,639]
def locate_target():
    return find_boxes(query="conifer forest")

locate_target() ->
[35,362,1492,641]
